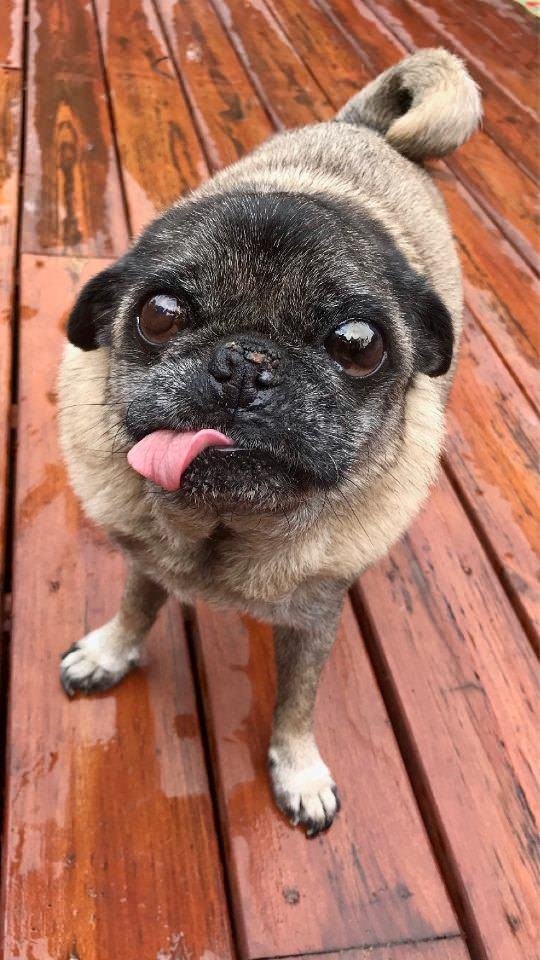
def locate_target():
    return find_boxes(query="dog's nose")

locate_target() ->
[208,340,280,408]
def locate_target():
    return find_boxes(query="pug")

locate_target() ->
[59,50,481,836]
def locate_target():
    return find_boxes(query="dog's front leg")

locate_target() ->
[268,585,345,837]
[60,561,166,696]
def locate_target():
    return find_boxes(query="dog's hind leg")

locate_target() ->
[60,562,166,696]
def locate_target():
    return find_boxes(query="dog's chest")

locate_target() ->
[124,517,298,615]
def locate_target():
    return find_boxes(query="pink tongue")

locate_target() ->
[127,429,233,491]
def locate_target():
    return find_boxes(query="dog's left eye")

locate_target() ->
[325,320,386,377]
[137,294,185,345]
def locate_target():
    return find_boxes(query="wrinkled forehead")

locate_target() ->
[134,190,392,338]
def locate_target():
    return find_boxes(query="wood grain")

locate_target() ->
[1,256,234,960]
[354,472,540,960]
[194,599,460,959]
[447,315,540,638]
[434,172,539,410]
[94,0,208,235]
[157,0,272,170]
[22,0,128,256]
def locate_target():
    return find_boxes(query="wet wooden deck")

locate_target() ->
[0,1,538,958]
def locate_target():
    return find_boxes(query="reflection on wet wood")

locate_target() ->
[435,175,540,409]
[380,0,538,113]
[355,472,540,960]
[94,0,208,234]
[22,0,128,256]
[194,599,460,958]
[2,256,234,960]
[157,0,272,169]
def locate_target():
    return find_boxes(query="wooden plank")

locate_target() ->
[0,0,24,68]
[22,0,128,256]
[212,0,331,127]
[194,599,461,959]
[156,0,272,169]
[0,66,22,600]
[300,942,470,960]
[446,315,540,638]
[348,0,537,177]
[354,472,540,960]
[434,172,539,410]
[94,0,208,235]
[310,0,538,269]
[212,0,335,130]
[2,255,234,960]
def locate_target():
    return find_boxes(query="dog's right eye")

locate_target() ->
[137,294,185,345]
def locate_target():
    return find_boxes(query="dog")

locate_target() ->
[58,50,481,836]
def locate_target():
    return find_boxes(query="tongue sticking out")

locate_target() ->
[127,429,233,492]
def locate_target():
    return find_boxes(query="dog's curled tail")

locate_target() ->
[336,48,481,160]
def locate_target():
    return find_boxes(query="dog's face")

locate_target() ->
[67,191,452,513]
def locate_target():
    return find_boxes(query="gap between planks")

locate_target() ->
[0,0,29,867]
[254,930,466,960]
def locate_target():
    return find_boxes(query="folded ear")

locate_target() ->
[67,261,125,351]
[394,269,454,377]
[410,279,454,377]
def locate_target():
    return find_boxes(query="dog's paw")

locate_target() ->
[268,743,340,838]
[60,621,140,697]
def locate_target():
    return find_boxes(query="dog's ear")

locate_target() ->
[67,261,125,351]
[394,269,454,377]
[410,278,454,377]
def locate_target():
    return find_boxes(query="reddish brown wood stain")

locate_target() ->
[95,0,209,233]
[1,1,538,958]
[157,0,272,169]
[299,944,470,960]
[0,0,24,68]
[23,0,128,255]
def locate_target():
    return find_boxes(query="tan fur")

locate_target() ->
[59,341,443,609]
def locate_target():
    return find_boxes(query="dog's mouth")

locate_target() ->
[126,427,317,510]
[127,428,236,492]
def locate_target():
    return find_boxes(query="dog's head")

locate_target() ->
[67,190,453,512]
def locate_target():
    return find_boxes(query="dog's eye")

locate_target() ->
[325,320,385,377]
[137,294,185,345]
